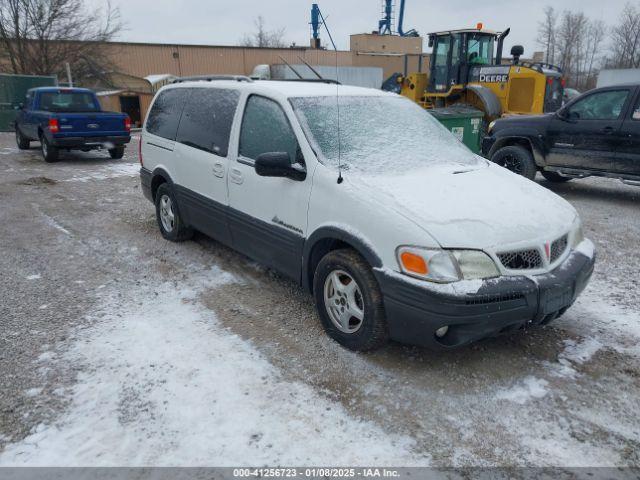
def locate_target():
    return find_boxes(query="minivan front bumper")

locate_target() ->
[376,246,595,349]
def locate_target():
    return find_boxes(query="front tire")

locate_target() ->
[541,171,572,183]
[109,147,125,159]
[155,183,193,242]
[313,249,389,351]
[16,127,30,150]
[491,145,537,180]
[40,135,59,163]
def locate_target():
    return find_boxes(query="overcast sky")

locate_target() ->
[90,0,627,56]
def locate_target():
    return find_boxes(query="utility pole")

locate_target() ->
[65,62,73,87]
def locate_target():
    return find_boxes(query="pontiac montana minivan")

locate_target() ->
[139,77,595,351]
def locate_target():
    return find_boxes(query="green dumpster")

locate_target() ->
[0,74,57,131]
[428,107,485,154]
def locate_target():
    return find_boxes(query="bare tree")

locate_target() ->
[584,20,606,88]
[537,6,557,64]
[239,15,286,48]
[609,2,640,68]
[555,10,601,89]
[0,0,123,84]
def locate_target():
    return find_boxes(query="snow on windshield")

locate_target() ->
[290,95,481,174]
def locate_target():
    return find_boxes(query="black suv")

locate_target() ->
[482,84,640,186]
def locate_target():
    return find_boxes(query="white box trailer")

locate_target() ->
[597,69,640,88]
[252,64,384,90]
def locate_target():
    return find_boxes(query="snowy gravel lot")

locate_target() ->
[0,131,639,467]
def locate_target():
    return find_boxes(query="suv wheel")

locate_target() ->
[16,128,30,150]
[541,171,572,183]
[40,135,59,163]
[108,147,125,159]
[313,249,389,351]
[155,183,193,242]
[491,145,537,180]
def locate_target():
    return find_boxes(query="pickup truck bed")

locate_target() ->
[15,87,131,162]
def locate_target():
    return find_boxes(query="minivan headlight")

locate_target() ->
[451,250,500,280]
[396,247,499,283]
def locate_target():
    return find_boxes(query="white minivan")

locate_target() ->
[140,77,595,351]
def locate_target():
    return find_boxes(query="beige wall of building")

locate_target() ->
[102,41,428,84]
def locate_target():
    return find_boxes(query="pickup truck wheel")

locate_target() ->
[108,147,125,159]
[313,249,389,351]
[40,136,59,163]
[541,171,572,183]
[15,128,30,150]
[491,146,537,180]
[155,183,193,242]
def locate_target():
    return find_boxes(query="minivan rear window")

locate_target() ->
[146,88,190,140]
[176,88,240,157]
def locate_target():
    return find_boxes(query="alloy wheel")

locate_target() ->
[323,270,365,334]
[159,194,175,233]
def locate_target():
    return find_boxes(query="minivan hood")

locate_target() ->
[357,162,577,249]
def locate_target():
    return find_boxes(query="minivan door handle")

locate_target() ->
[212,161,225,178]
[230,168,244,185]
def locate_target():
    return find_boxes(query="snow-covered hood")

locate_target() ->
[356,162,577,249]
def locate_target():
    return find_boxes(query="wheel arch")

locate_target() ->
[489,136,544,166]
[150,167,174,202]
[466,85,503,120]
[302,227,383,293]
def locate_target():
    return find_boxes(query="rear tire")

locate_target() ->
[491,145,537,180]
[313,249,389,351]
[109,147,125,159]
[16,127,30,150]
[541,171,572,183]
[155,183,193,242]
[40,135,59,163]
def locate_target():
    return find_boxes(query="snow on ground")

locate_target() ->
[0,266,424,467]
[63,161,140,183]
[558,277,640,357]
[494,376,549,405]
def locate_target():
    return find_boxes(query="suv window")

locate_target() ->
[239,95,300,163]
[146,88,190,140]
[568,89,629,120]
[176,88,240,157]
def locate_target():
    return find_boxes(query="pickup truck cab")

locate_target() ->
[482,83,640,186]
[15,87,131,162]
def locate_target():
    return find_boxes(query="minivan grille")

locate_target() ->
[498,249,543,270]
[550,235,568,264]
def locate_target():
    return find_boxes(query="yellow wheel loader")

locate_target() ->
[393,26,565,122]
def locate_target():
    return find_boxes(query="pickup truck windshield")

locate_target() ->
[290,95,480,174]
[39,92,100,113]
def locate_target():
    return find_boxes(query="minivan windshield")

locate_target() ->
[290,95,481,175]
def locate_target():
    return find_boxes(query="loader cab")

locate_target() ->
[427,28,500,94]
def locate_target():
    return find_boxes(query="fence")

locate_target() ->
[0,74,57,131]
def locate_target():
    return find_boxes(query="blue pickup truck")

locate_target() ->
[14,87,131,162]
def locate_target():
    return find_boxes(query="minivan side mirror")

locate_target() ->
[255,152,306,181]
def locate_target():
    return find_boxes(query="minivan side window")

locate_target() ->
[146,88,190,140]
[239,95,300,163]
[568,90,630,121]
[176,88,240,157]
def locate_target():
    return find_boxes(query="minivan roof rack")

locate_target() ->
[172,75,253,83]
[269,78,341,85]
